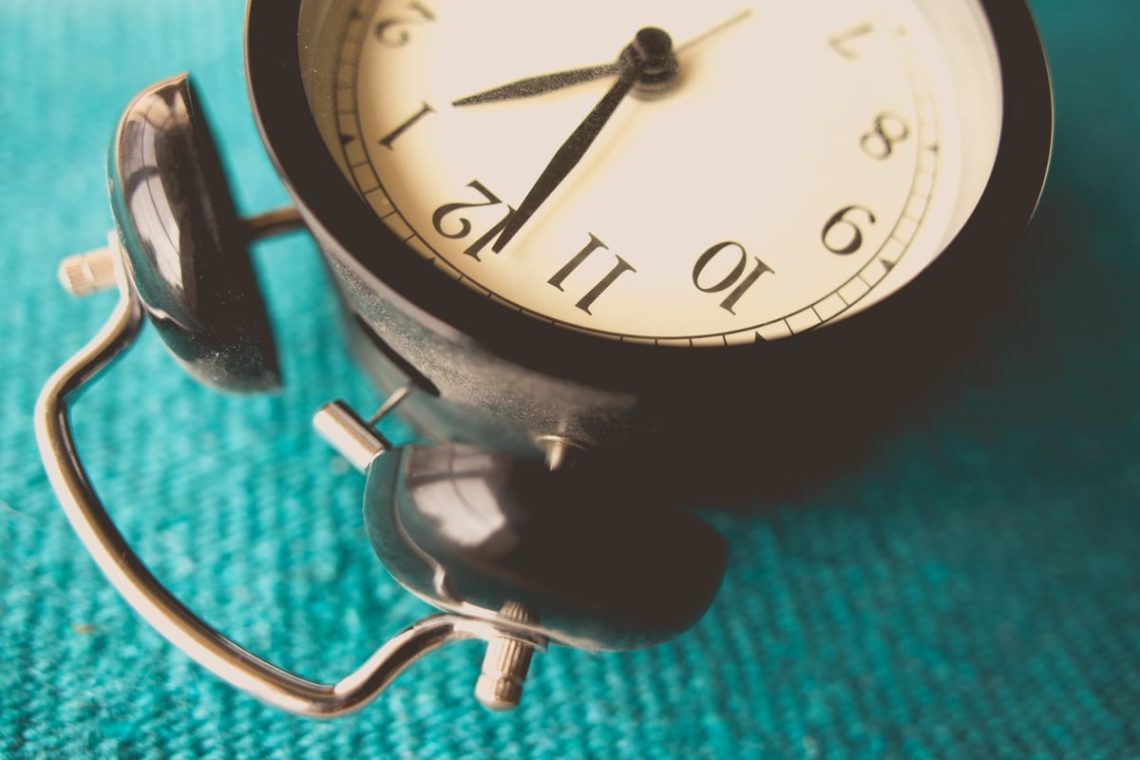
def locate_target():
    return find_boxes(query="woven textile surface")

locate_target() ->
[2,0,1138,757]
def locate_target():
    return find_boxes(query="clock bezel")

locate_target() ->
[246,0,1052,394]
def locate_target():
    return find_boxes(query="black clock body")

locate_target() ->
[246,0,1052,501]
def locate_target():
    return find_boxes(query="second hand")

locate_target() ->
[675,8,753,55]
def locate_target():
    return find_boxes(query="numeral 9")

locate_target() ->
[822,206,877,256]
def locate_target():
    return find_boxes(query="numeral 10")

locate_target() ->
[692,242,774,314]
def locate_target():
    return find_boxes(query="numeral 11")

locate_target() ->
[548,235,636,315]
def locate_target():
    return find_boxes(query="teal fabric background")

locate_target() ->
[2,1,1138,757]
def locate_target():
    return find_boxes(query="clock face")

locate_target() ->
[307,0,1004,346]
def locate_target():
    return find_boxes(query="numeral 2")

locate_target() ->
[374,2,435,47]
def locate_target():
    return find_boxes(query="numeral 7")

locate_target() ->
[829,22,873,60]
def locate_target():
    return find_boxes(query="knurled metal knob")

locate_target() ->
[58,237,120,296]
[474,602,538,711]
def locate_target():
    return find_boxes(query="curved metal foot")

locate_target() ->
[33,240,544,718]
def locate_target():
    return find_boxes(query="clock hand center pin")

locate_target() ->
[489,27,678,254]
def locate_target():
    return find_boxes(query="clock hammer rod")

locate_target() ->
[58,206,304,298]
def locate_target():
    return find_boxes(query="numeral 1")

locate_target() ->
[380,102,434,149]
[548,235,636,315]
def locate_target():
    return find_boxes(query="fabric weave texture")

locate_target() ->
[2,1,1138,757]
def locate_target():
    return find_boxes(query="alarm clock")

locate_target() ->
[35,0,1052,717]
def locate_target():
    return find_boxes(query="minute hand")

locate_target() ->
[490,53,640,254]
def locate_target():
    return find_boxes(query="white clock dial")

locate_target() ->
[315,0,1003,345]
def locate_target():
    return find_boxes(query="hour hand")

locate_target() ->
[452,62,622,107]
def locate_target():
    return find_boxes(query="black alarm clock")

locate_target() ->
[36,0,1051,717]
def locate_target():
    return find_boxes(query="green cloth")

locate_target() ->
[2,0,1137,757]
